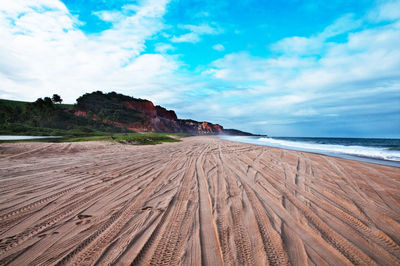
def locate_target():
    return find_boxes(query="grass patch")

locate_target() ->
[65,133,188,144]
[63,136,112,142]
[0,124,132,138]
[0,98,27,108]
[113,133,181,145]
[0,133,190,145]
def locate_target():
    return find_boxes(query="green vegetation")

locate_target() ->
[0,95,134,137]
[0,92,191,145]
[52,94,63,104]
[0,133,189,145]
[64,133,188,144]
[76,91,146,124]
[0,99,29,108]
[112,133,181,145]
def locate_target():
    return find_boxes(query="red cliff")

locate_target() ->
[122,100,157,118]
[177,120,223,135]
[155,106,178,120]
[74,91,226,135]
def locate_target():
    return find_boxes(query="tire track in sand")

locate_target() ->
[0,138,399,265]
[220,145,290,266]
[196,145,224,266]
[58,156,185,266]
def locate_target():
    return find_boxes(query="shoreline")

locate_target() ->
[1,137,399,265]
[218,135,400,168]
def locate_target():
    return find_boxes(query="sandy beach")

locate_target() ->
[0,136,399,265]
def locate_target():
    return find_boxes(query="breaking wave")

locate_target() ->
[257,137,400,162]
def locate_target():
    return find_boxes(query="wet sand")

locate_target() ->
[0,137,399,265]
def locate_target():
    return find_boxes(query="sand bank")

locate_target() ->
[0,137,399,265]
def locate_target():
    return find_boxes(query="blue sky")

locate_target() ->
[1,0,399,137]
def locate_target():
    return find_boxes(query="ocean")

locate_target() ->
[0,135,61,140]
[218,136,400,167]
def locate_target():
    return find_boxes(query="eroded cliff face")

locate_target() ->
[75,93,223,135]
[109,120,154,133]
[121,99,223,134]
[155,106,178,120]
[122,101,157,118]
[177,120,223,135]
[74,109,154,132]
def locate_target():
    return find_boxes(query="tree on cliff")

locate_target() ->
[75,91,146,124]
[52,94,63,104]
[33,97,53,110]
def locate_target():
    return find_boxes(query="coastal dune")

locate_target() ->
[0,137,399,265]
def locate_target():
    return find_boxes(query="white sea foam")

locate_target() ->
[257,137,400,161]
[219,136,400,162]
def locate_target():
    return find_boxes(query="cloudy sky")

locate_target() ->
[1,0,400,137]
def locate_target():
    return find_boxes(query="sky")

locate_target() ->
[1,0,400,137]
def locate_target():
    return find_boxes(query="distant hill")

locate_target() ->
[0,91,255,136]
[222,128,261,136]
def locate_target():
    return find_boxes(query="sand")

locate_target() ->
[0,136,399,265]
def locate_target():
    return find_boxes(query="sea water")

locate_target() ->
[218,136,400,167]
[0,135,61,140]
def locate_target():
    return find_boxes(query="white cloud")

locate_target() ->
[93,10,123,22]
[0,0,187,104]
[212,44,225,51]
[198,2,400,133]
[293,108,318,116]
[319,14,362,38]
[205,52,314,85]
[271,14,362,56]
[171,32,200,43]
[170,23,222,43]
[368,0,400,21]
[271,36,320,55]
[1,0,399,136]
[179,24,220,34]
[154,43,175,53]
